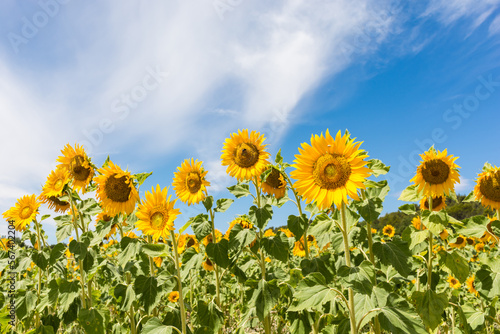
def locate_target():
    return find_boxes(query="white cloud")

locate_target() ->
[455,177,473,194]
[489,14,500,35]
[423,0,500,28]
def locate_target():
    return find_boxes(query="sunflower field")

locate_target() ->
[1,129,500,334]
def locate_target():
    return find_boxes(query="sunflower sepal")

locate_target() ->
[482,162,494,172]
[275,149,283,165]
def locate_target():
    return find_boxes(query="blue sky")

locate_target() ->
[1,0,499,242]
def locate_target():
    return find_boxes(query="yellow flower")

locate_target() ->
[0,238,12,251]
[466,237,475,246]
[202,229,222,247]
[39,167,71,213]
[177,234,199,254]
[439,229,448,240]
[224,216,254,239]
[291,130,371,210]
[172,159,210,206]
[371,228,377,234]
[265,257,271,263]
[168,291,179,303]
[95,161,140,217]
[202,257,214,271]
[411,217,426,230]
[261,167,287,199]
[474,165,500,210]
[153,257,162,268]
[419,195,446,211]
[221,129,270,181]
[449,235,466,249]
[293,235,317,257]
[382,224,395,238]
[474,243,485,252]
[2,194,40,232]
[466,275,478,296]
[124,231,138,239]
[410,148,460,197]
[135,185,180,241]
[279,228,294,238]
[56,143,94,193]
[447,275,461,289]
[264,229,276,238]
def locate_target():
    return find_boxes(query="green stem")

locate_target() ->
[127,272,137,334]
[283,173,309,259]
[34,219,43,329]
[427,197,434,291]
[171,230,187,334]
[341,203,357,334]
[147,236,158,317]
[209,208,222,308]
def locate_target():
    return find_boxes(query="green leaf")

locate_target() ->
[407,229,428,250]
[412,290,448,330]
[288,272,338,312]
[438,250,469,282]
[462,191,476,203]
[141,243,167,257]
[55,220,73,243]
[275,149,283,164]
[379,306,427,334]
[398,185,421,202]
[261,232,289,262]
[114,284,136,312]
[16,291,36,320]
[367,159,390,177]
[78,308,104,334]
[228,224,257,252]
[227,183,251,198]
[287,214,309,240]
[195,300,224,333]
[252,279,280,322]
[333,205,359,233]
[214,198,234,213]
[32,249,50,269]
[338,261,375,295]
[133,171,153,187]
[475,256,500,299]
[353,197,383,222]
[399,204,417,215]
[305,202,320,216]
[300,253,335,282]
[421,210,447,235]
[249,205,273,230]
[134,275,159,313]
[142,318,174,334]
[355,294,377,330]
[69,239,89,260]
[309,214,335,249]
[191,214,212,241]
[365,180,390,201]
[117,240,140,266]
[456,216,490,238]
[203,196,214,211]
[58,280,80,313]
[462,304,485,330]
[373,237,411,277]
[206,239,230,268]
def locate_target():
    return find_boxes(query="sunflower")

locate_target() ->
[466,275,478,296]
[3,195,40,232]
[39,167,71,213]
[466,237,475,246]
[474,165,500,210]
[290,130,371,210]
[371,228,377,234]
[279,228,294,238]
[293,235,316,257]
[439,229,449,240]
[411,217,426,230]
[261,167,287,199]
[419,195,446,212]
[474,243,485,252]
[0,238,12,252]
[449,235,466,249]
[153,257,163,267]
[95,161,140,217]
[447,275,461,289]
[202,257,214,271]
[168,291,180,303]
[57,144,94,193]
[177,234,199,254]
[135,185,180,241]
[264,229,276,238]
[224,216,254,239]
[382,224,395,238]
[173,159,210,206]
[202,229,222,247]
[221,129,270,181]
[410,148,460,197]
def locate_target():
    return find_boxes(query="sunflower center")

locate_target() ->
[234,143,260,168]
[421,159,450,184]
[186,237,195,248]
[104,174,132,203]
[424,196,443,209]
[186,172,202,193]
[206,258,213,266]
[70,155,91,181]
[150,212,165,230]
[312,154,351,189]
[265,169,284,189]
[20,206,33,219]
[479,170,500,202]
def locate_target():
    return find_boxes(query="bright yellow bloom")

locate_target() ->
[221,129,270,181]
[466,275,478,296]
[447,275,461,289]
[39,167,71,213]
[419,195,446,211]
[382,224,395,238]
[474,165,500,210]
[261,167,287,199]
[474,243,485,252]
[410,148,460,197]
[3,194,40,232]
[56,143,94,193]
[293,235,317,257]
[153,257,162,267]
[439,229,449,240]
[279,228,294,238]
[172,159,210,206]
[168,291,180,303]
[135,185,180,241]
[291,130,371,210]
[411,217,426,230]
[371,228,377,234]
[177,234,199,254]
[202,257,214,271]
[264,229,276,238]
[449,235,466,249]
[224,216,254,239]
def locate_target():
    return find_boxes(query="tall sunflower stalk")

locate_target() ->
[171,231,187,334]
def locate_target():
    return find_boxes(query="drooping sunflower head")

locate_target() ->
[135,185,180,242]
[95,161,140,217]
[221,129,270,181]
[262,167,287,199]
[410,148,460,197]
[382,224,395,238]
[466,275,478,296]
[449,235,466,249]
[57,144,95,193]
[293,239,306,257]
[447,275,461,289]
[419,195,446,212]
[177,234,199,254]
[290,130,371,210]
[173,159,210,206]
[168,291,180,303]
[202,229,222,247]
[202,257,214,271]
[474,165,500,210]
[3,194,40,232]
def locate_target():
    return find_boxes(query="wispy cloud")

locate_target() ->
[489,14,500,35]
[422,0,500,29]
